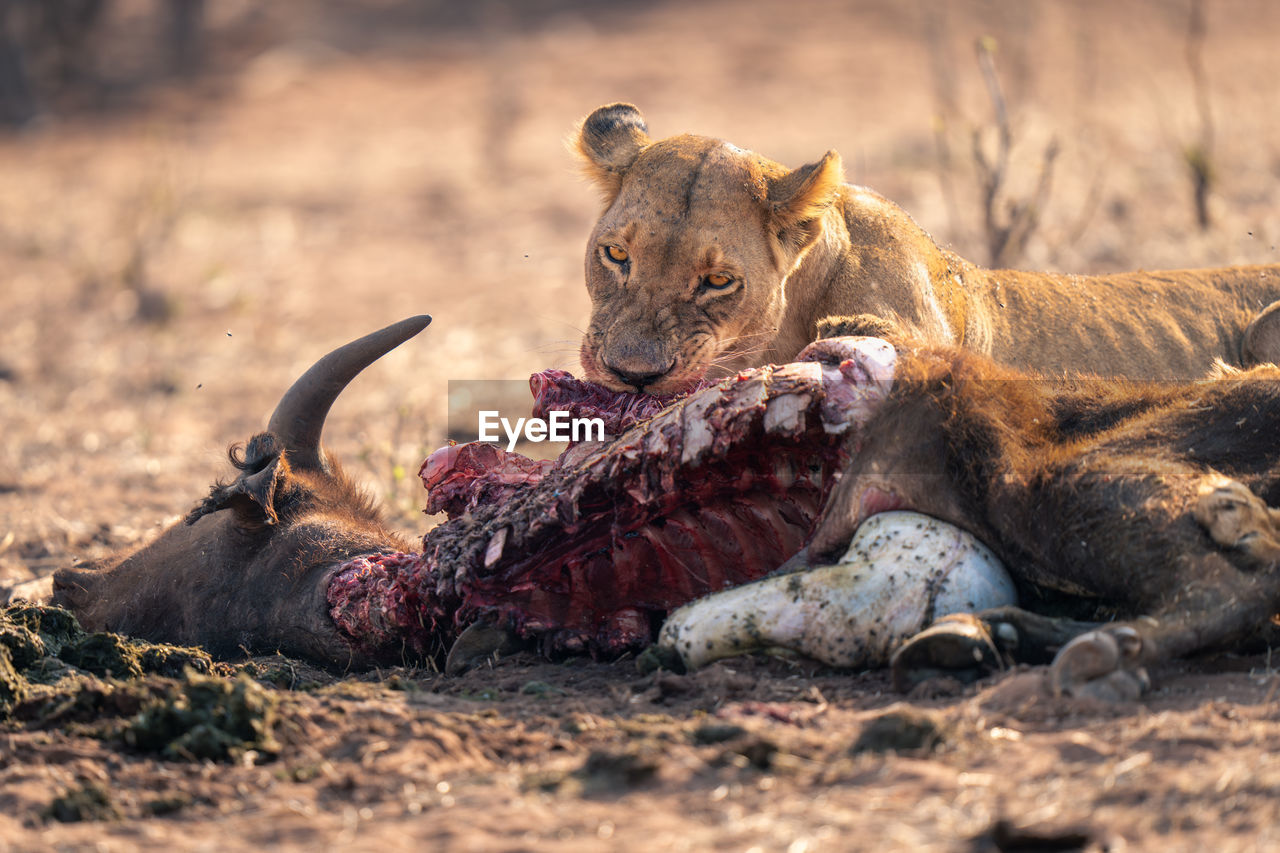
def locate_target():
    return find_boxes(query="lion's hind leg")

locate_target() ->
[1243,299,1280,367]
[1194,475,1280,566]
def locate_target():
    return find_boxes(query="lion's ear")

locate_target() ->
[768,150,844,257]
[574,103,651,204]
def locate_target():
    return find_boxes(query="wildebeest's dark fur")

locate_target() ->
[799,338,1280,695]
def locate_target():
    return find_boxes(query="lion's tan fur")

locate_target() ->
[575,103,1280,388]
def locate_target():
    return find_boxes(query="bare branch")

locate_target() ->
[1184,0,1214,230]
[920,1,962,242]
[970,36,1057,268]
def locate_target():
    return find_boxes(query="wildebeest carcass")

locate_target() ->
[43,316,1280,694]
[44,318,918,670]
[659,335,1280,700]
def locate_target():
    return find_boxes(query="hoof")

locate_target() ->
[636,643,686,676]
[445,620,523,675]
[1194,477,1280,565]
[1048,627,1149,702]
[890,613,1007,693]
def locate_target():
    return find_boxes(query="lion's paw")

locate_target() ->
[815,313,900,341]
[1048,627,1149,702]
[1194,476,1280,566]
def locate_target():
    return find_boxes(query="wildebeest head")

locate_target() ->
[51,316,431,667]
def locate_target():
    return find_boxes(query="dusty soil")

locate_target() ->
[2,0,1280,849]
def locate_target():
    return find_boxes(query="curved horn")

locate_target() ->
[267,315,432,472]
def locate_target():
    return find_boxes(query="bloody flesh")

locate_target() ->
[328,341,895,662]
[528,368,692,434]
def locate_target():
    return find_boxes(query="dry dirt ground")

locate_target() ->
[2,1,1280,849]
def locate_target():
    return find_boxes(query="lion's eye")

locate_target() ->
[703,273,735,290]
[605,245,629,264]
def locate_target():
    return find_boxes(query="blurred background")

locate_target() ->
[1,0,1277,583]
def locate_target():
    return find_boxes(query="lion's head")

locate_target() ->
[575,103,845,393]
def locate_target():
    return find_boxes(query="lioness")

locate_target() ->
[574,103,1280,392]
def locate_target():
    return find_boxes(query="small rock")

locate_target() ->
[691,723,747,745]
[43,784,120,823]
[851,706,946,754]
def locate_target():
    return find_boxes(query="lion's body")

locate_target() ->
[575,103,1280,388]
[960,265,1280,378]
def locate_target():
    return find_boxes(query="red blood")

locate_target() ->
[528,368,696,435]
[420,443,554,517]
[327,551,453,660]
[857,486,907,524]
[332,353,883,661]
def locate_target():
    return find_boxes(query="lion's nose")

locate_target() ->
[604,359,675,391]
